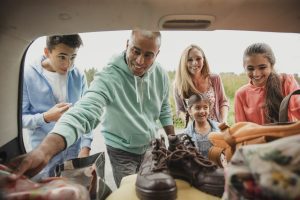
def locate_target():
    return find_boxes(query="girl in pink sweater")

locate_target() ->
[234,43,300,124]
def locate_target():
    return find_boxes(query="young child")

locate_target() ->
[184,93,220,158]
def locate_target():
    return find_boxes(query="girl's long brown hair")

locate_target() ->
[243,43,283,123]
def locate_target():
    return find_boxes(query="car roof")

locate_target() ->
[0,0,299,161]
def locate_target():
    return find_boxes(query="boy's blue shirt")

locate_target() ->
[22,56,93,150]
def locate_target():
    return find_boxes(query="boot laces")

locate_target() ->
[151,135,216,172]
[151,138,170,172]
[169,134,217,169]
[168,148,216,169]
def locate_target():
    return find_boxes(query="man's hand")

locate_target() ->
[7,149,50,178]
[43,102,72,123]
[7,133,66,179]
[78,147,91,158]
[163,125,176,136]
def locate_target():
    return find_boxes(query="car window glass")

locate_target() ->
[22,30,300,152]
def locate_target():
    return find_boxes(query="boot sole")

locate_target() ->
[170,171,224,197]
[135,185,177,200]
[198,184,224,197]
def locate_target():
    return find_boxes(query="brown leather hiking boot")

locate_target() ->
[168,133,195,151]
[135,137,177,200]
[167,134,225,197]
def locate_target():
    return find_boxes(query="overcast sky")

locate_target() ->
[26,30,300,75]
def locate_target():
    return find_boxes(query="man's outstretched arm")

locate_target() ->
[8,133,66,178]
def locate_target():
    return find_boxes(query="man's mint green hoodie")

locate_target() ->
[52,52,173,154]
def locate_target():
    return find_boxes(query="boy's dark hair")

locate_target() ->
[185,93,210,127]
[46,34,83,51]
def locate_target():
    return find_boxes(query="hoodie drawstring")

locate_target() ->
[147,75,150,100]
[134,74,152,104]
[134,76,140,103]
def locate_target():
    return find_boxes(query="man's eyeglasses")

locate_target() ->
[129,46,156,61]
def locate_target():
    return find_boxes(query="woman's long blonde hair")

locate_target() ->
[174,44,210,99]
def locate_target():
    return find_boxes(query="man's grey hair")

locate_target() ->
[130,30,161,47]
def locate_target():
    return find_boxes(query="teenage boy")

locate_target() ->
[22,34,93,180]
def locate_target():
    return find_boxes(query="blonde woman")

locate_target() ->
[174,44,229,126]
